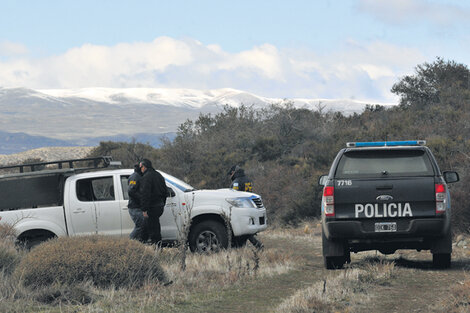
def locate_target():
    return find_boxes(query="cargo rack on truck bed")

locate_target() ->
[0,156,120,175]
[0,156,122,211]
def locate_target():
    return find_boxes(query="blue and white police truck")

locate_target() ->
[319,140,459,269]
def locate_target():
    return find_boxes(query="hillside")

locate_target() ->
[0,87,393,154]
[0,146,95,166]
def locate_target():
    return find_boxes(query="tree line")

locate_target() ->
[90,58,470,232]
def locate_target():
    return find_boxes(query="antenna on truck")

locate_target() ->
[0,156,121,174]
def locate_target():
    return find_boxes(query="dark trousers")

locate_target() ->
[147,205,164,244]
[129,208,148,242]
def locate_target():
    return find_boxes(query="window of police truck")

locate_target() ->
[161,172,196,192]
[335,149,435,178]
[120,172,196,200]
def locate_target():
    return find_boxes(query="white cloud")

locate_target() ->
[0,36,426,103]
[0,41,28,56]
[357,0,470,26]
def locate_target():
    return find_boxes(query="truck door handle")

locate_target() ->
[73,208,86,214]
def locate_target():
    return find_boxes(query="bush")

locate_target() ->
[14,236,167,288]
[0,223,21,274]
[0,241,22,274]
[0,223,17,241]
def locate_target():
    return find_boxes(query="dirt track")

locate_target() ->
[181,231,470,313]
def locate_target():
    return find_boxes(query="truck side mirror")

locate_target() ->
[318,175,328,186]
[167,187,176,197]
[443,171,459,184]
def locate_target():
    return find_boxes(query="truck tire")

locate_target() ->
[433,253,451,269]
[189,220,228,253]
[19,235,55,250]
[432,227,452,269]
[324,256,346,269]
[322,230,347,269]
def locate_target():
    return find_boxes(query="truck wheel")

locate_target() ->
[344,246,351,264]
[322,230,347,269]
[189,220,228,253]
[324,256,346,270]
[433,253,451,269]
[18,235,55,250]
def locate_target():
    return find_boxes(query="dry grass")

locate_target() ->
[431,275,470,313]
[0,230,295,311]
[263,220,322,242]
[274,258,396,313]
[0,224,23,275]
[0,223,17,241]
[14,236,167,289]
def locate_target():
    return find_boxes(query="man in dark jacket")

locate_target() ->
[128,163,148,242]
[140,159,168,245]
[228,165,263,250]
[228,165,253,192]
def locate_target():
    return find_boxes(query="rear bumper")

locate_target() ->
[324,218,447,239]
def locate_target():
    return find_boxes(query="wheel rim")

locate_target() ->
[196,230,220,252]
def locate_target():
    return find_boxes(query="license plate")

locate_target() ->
[375,222,397,232]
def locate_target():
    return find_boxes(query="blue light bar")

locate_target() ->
[346,140,426,148]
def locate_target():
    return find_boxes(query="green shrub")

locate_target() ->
[14,236,167,288]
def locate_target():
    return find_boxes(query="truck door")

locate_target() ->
[119,175,180,241]
[72,176,121,236]
[69,178,98,235]
[90,176,121,236]
[160,185,179,241]
[120,175,135,237]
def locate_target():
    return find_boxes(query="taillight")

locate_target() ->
[323,186,335,217]
[435,184,447,214]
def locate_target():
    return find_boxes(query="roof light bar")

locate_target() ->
[346,140,426,148]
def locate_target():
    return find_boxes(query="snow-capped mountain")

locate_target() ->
[0,87,394,154]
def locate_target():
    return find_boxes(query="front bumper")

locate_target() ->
[231,207,268,236]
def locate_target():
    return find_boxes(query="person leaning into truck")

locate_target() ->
[140,159,168,246]
[127,163,148,242]
[228,165,263,250]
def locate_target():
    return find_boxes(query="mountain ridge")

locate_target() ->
[0,86,395,154]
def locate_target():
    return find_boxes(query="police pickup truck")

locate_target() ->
[319,141,459,269]
[0,157,267,251]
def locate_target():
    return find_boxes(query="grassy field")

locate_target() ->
[1,222,470,312]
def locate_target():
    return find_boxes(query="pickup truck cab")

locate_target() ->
[0,157,268,251]
[319,141,459,269]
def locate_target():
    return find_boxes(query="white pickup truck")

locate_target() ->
[0,157,268,251]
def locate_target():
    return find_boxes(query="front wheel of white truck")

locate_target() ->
[189,220,228,253]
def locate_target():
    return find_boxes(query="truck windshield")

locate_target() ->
[335,149,434,178]
[161,172,196,192]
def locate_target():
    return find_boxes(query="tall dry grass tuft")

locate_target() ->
[0,241,23,275]
[274,259,396,313]
[14,236,168,289]
[159,245,294,291]
[0,223,17,241]
[0,223,23,275]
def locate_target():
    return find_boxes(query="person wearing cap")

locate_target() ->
[227,165,263,250]
[127,163,148,242]
[228,165,253,192]
[139,158,168,245]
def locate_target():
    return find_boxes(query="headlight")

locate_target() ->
[226,197,256,208]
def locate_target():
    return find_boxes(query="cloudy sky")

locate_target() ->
[0,0,469,103]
